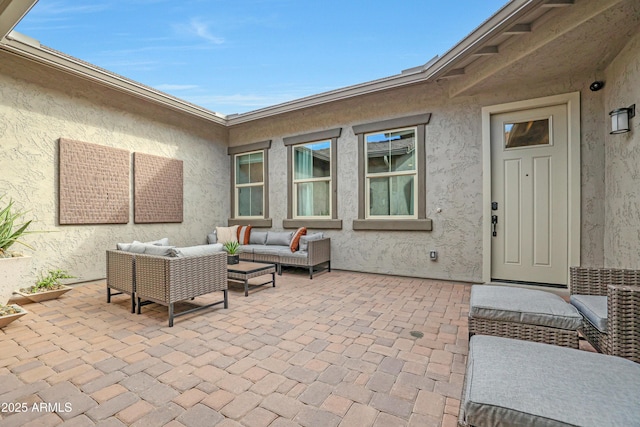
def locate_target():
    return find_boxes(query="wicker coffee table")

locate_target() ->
[227,261,276,296]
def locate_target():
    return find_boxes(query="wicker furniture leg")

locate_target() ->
[134,251,228,327]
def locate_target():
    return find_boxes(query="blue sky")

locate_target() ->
[15,1,507,115]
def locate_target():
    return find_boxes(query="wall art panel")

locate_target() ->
[134,152,183,223]
[59,138,130,224]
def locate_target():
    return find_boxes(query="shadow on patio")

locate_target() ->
[0,270,470,427]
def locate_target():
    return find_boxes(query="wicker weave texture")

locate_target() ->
[135,251,227,306]
[106,250,135,295]
[280,238,331,268]
[251,253,279,264]
[228,266,276,281]
[569,267,640,362]
[238,238,331,278]
[468,318,579,348]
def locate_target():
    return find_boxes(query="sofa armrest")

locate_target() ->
[307,237,331,266]
[607,283,640,361]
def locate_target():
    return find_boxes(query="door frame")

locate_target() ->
[481,92,581,285]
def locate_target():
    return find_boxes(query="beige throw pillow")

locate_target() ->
[216,225,239,244]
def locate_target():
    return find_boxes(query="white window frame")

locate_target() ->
[292,140,332,220]
[234,150,265,219]
[364,126,418,220]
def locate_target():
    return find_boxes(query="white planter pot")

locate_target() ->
[0,255,32,305]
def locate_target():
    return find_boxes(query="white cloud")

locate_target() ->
[185,18,224,45]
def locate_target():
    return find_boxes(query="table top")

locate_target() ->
[227,261,276,275]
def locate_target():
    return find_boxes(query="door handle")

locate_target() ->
[491,215,498,237]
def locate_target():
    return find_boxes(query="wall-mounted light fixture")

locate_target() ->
[609,104,635,134]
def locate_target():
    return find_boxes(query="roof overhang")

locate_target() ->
[0,0,35,40]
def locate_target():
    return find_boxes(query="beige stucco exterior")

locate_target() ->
[0,51,229,283]
[0,0,638,286]
[604,29,640,269]
[228,76,610,281]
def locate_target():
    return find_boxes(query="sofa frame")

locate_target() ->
[135,251,228,327]
[240,237,331,279]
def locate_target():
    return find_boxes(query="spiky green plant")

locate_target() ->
[223,240,241,255]
[26,269,75,293]
[0,195,37,257]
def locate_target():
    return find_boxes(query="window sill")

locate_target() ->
[228,218,272,228]
[352,219,432,231]
[283,219,343,230]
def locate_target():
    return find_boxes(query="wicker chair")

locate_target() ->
[135,251,228,327]
[569,266,640,363]
[106,250,136,313]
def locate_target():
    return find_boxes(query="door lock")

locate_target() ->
[491,215,498,237]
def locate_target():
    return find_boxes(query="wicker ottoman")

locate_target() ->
[469,285,582,348]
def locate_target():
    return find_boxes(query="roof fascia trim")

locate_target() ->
[0,34,228,126]
[0,0,37,40]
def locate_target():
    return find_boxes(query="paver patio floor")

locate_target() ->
[1,269,471,427]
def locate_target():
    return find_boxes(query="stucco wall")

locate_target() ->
[0,51,229,284]
[229,77,606,282]
[4,6,629,284]
[604,30,640,268]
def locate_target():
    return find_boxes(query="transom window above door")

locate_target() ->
[504,118,550,149]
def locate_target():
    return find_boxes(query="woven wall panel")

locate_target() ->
[134,152,183,223]
[59,138,130,224]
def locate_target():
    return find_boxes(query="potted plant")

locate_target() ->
[223,241,241,265]
[16,269,75,303]
[0,303,28,328]
[0,195,42,306]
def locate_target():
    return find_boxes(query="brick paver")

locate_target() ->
[0,270,472,425]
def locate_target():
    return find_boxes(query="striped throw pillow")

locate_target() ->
[237,225,252,245]
[289,227,307,252]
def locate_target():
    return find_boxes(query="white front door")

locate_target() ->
[490,104,568,285]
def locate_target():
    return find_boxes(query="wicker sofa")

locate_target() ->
[106,243,228,326]
[209,228,331,279]
[569,266,640,362]
[239,231,331,279]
